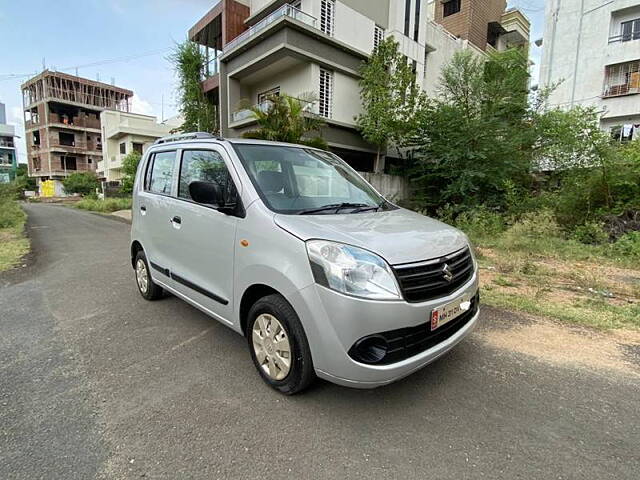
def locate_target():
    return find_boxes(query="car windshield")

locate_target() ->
[233,144,393,215]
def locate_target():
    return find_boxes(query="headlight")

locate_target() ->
[306,240,401,300]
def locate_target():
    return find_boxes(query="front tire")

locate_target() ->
[134,250,163,301]
[247,294,315,395]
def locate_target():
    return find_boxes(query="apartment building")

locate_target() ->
[21,70,133,195]
[540,0,640,141]
[189,0,529,174]
[0,102,18,184]
[97,111,182,182]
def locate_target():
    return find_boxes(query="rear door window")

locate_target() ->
[147,151,176,195]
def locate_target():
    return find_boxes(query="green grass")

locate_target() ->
[0,198,29,272]
[74,197,132,213]
[482,288,640,330]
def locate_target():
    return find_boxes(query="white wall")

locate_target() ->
[332,70,362,124]
[540,0,640,126]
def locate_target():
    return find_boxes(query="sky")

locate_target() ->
[0,0,545,165]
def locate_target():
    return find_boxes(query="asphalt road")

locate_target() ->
[1,203,638,479]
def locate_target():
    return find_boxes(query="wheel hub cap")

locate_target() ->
[252,314,291,381]
[136,259,148,293]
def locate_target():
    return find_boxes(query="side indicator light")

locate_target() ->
[240,239,249,247]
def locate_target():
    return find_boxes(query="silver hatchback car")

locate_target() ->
[131,133,480,394]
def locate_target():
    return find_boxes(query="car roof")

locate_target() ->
[150,134,322,151]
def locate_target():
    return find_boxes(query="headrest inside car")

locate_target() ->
[258,170,284,193]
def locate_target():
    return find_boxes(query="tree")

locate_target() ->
[405,49,535,212]
[356,38,426,164]
[241,93,328,149]
[170,41,218,133]
[120,151,142,194]
[62,172,99,197]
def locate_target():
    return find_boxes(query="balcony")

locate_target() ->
[609,32,640,43]
[231,97,314,126]
[223,4,317,54]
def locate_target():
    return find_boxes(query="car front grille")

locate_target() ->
[348,292,479,365]
[392,247,475,303]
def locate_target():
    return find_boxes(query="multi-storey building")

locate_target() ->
[97,111,182,182]
[21,70,133,195]
[189,0,529,175]
[0,102,18,184]
[540,0,640,141]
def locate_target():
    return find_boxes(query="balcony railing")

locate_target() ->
[201,57,220,81]
[224,4,317,53]
[609,32,640,44]
[231,97,315,123]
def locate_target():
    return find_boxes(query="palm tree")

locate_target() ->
[241,93,328,149]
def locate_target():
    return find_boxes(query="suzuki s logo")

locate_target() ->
[442,263,454,282]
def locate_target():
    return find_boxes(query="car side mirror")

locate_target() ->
[189,181,223,206]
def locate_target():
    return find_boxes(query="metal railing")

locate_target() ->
[231,97,315,124]
[224,4,317,53]
[608,32,640,43]
[202,57,220,81]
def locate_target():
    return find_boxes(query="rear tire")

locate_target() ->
[134,250,163,301]
[247,294,315,395]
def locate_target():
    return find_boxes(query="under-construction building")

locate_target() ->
[22,70,133,195]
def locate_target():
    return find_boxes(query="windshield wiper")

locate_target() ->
[299,202,369,215]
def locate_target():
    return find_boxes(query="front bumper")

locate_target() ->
[288,272,480,389]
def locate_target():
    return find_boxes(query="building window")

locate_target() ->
[621,19,640,42]
[133,142,144,154]
[443,0,461,17]
[404,0,412,36]
[257,87,281,105]
[59,132,75,147]
[610,124,637,143]
[120,142,126,154]
[320,0,335,36]
[62,156,77,171]
[374,25,385,50]
[603,60,640,97]
[88,158,92,164]
[319,68,333,119]
[414,0,421,41]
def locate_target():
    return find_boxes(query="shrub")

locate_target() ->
[120,151,141,194]
[62,172,99,196]
[611,232,640,258]
[74,197,132,213]
[0,198,26,229]
[446,207,507,243]
[501,209,563,250]
[572,222,609,245]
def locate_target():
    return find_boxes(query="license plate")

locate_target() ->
[430,295,472,331]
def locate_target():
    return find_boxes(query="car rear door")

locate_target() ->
[166,146,242,325]
[135,148,179,288]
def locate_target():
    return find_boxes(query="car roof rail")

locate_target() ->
[154,132,223,145]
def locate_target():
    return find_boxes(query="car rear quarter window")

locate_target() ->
[147,151,176,195]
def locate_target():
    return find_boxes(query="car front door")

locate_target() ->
[166,146,241,324]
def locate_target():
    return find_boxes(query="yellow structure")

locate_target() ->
[41,180,56,197]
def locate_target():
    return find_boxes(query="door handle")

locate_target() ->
[170,216,182,225]
[140,205,146,212]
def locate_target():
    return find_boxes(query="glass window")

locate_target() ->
[178,149,233,202]
[120,142,126,154]
[443,0,461,17]
[147,151,176,195]
[234,144,392,214]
